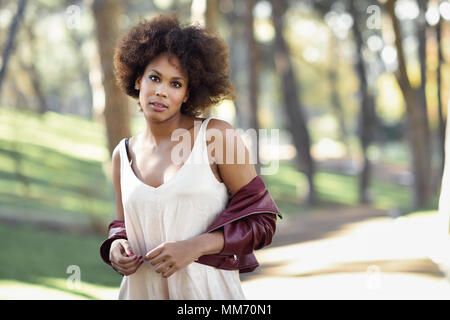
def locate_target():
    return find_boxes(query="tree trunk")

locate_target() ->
[202,0,219,118]
[349,0,377,204]
[436,19,446,177]
[386,0,432,208]
[21,18,49,114]
[328,32,350,156]
[227,1,244,129]
[245,0,261,174]
[438,93,450,235]
[205,0,219,32]
[271,0,316,204]
[92,0,131,156]
[416,0,429,118]
[0,0,28,98]
[68,31,94,119]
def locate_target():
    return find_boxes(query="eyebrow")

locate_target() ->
[149,69,185,81]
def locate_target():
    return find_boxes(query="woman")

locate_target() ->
[100,14,281,299]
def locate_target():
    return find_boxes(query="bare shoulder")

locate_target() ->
[206,118,234,131]
[206,118,257,197]
[112,136,133,169]
[206,118,250,162]
[111,140,122,164]
[205,118,239,146]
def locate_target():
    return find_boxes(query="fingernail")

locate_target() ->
[130,251,135,255]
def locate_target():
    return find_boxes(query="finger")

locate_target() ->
[118,255,142,269]
[162,265,176,278]
[113,258,143,276]
[149,253,167,266]
[145,245,164,261]
[121,241,135,257]
[111,261,126,275]
[117,254,140,265]
[123,259,144,275]
[154,260,172,273]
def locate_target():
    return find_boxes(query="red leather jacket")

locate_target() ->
[100,176,282,273]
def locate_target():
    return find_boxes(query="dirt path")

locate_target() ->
[240,205,450,299]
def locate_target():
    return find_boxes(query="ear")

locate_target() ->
[183,91,189,103]
[135,76,142,90]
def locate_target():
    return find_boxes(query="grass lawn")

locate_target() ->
[0,223,122,299]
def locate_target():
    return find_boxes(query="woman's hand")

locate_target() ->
[110,239,143,276]
[144,240,202,278]
[144,231,224,278]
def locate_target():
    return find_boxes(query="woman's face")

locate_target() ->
[135,52,189,121]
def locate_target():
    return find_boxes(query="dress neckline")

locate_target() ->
[124,117,208,191]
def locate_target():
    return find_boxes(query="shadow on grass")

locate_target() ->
[0,138,113,222]
[0,222,122,299]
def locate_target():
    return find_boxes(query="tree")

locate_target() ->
[225,0,246,129]
[386,0,432,207]
[438,93,450,234]
[0,0,28,98]
[436,15,446,177]
[92,0,131,156]
[245,0,261,174]
[20,15,49,114]
[348,0,378,204]
[327,32,350,156]
[270,0,316,204]
[205,0,219,31]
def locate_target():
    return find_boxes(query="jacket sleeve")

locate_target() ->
[99,219,128,266]
[218,212,277,257]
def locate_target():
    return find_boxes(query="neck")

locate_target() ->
[143,113,190,146]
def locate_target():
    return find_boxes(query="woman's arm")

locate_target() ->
[198,120,278,256]
[100,143,143,275]
[186,119,259,254]
[188,229,225,256]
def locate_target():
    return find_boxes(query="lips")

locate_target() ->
[149,101,168,109]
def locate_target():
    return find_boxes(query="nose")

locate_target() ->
[155,83,167,98]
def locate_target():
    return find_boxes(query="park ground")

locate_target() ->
[241,206,450,300]
[1,206,449,300]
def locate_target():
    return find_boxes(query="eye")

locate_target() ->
[172,81,182,88]
[149,75,159,82]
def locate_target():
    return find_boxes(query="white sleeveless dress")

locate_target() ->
[117,117,246,299]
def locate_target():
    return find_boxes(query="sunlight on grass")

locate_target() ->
[0,279,117,300]
[315,171,358,205]
[0,107,108,162]
[0,280,86,300]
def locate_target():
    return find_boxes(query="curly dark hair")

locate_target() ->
[113,14,236,116]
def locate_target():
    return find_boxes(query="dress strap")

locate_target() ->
[199,116,214,164]
[125,137,130,156]
[118,138,128,175]
[188,116,213,165]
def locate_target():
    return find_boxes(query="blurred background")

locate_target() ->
[0,0,449,299]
